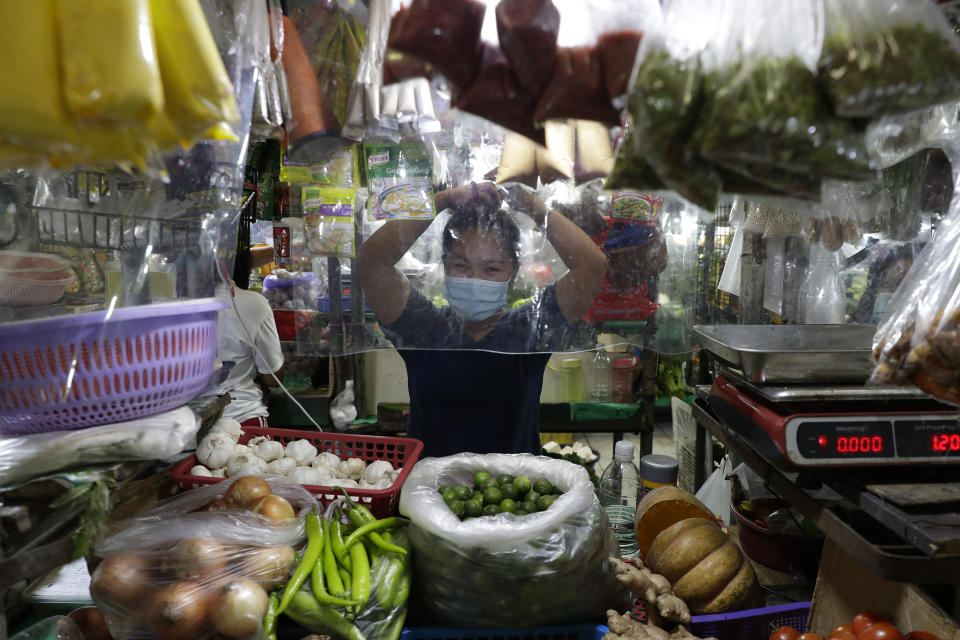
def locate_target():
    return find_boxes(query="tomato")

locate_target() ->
[830,625,854,638]
[770,626,801,640]
[904,631,944,640]
[859,623,904,640]
[853,612,891,636]
[799,634,824,640]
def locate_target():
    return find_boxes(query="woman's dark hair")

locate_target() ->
[441,205,521,271]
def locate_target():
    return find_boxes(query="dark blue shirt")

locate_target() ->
[382,284,573,458]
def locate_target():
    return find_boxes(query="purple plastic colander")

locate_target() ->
[691,602,812,640]
[0,299,226,435]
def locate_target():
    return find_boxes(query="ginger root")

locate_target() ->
[610,557,691,626]
[602,609,719,640]
[604,610,670,640]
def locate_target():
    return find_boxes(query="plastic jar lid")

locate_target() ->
[561,358,582,369]
[641,454,679,484]
[613,357,636,368]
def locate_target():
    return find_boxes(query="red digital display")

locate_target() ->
[836,435,884,453]
[932,433,960,452]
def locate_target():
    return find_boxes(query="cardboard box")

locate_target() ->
[808,538,960,639]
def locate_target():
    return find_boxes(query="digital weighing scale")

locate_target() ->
[708,370,960,468]
[693,324,960,469]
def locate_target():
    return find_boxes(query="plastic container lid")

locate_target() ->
[561,358,582,369]
[641,454,679,484]
[613,357,636,368]
[614,440,635,461]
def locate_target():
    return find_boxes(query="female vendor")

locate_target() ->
[357,182,608,457]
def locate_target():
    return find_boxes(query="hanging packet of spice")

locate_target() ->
[591,0,661,103]
[532,1,619,126]
[692,0,875,188]
[364,141,436,221]
[496,0,560,97]
[819,0,960,118]
[302,186,357,258]
[387,0,487,91]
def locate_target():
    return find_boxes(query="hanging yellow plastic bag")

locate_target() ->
[57,0,164,130]
[150,0,240,144]
[0,1,77,152]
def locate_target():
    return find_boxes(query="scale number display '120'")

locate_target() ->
[932,433,960,452]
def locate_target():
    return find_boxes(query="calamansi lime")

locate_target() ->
[450,500,466,518]
[483,486,503,506]
[536,494,556,511]
[513,476,532,494]
[482,504,501,516]
[473,471,491,490]
[499,498,517,513]
[464,499,483,517]
[533,478,553,495]
[496,473,515,486]
[454,485,472,500]
[499,483,518,500]
[520,500,538,513]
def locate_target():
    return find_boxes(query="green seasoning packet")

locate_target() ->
[281,147,357,188]
[364,141,435,221]
[302,186,356,258]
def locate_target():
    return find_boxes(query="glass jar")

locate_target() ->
[559,358,584,402]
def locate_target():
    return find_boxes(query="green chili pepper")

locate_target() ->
[277,512,323,615]
[385,610,406,640]
[330,515,353,570]
[390,558,411,608]
[348,539,371,606]
[343,517,409,552]
[284,590,368,640]
[344,505,406,555]
[322,517,347,597]
[311,555,362,607]
[263,592,279,640]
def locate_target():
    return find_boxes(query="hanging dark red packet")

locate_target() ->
[387,0,487,90]
[454,43,545,145]
[495,0,560,97]
[534,46,619,125]
[598,30,644,100]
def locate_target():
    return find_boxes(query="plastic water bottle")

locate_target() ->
[598,440,642,559]
[801,244,845,324]
[590,349,612,402]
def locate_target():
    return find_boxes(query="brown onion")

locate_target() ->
[225,476,272,509]
[210,578,269,638]
[67,607,114,640]
[164,537,232,579]
[147,581,211,640]
[240,545,296,590]
[89,552,155,611]
[250,495,295,522]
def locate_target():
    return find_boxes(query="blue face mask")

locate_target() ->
[442,276,509,322]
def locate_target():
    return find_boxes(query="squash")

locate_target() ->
[646,518,760,614]
[634,486,715,558]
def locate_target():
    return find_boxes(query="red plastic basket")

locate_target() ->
[171,427,424,518]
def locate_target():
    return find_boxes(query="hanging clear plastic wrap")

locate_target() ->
[871,162,960,405]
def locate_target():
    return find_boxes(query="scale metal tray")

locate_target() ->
[694,324,877,384]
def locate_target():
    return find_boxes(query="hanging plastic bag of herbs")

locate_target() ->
[623,0,724,210]
[819,0,960,119]
[693,0,875,187]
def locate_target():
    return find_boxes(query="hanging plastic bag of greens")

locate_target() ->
[623,0,723,211]
[693,0,875,189]
[819,0,960,119]
[871,192,960,406]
